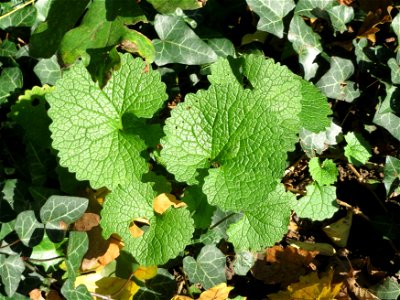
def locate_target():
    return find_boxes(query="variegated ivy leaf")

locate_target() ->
[246,0,295,38]
[47,53,168,189]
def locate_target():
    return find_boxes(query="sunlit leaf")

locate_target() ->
[344,132,372,166]
[308,158,338,186]
[14,210,44,247]
[40,195,88,225]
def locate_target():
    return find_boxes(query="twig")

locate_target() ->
[0,0,36,21]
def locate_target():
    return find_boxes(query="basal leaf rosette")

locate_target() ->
[161,54,303,212]
[101,182,194,266]
[47,53,168,189]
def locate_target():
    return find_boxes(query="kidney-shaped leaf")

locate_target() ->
[101,181,194,266]
[47,53,168,189]
[161,54,303,212]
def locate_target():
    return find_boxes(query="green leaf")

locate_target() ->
[344,132,372,166]
[101,181,194,266]
[135,269,176,300]
[47,53,167,189]
[373,85,400,141]
[29,0,90,58]
[65,231,88,278]
[0,67,23,103]
[0,220,15,240]
[14,210,44,247]
[40,195,88,225]
[227,185,293,250]
[246,0,295,38]
[308,158,338,186]
[59,0,150,66]
[294,0,336,18]
[233,251,255,276]
[371,277,400,300]
[316,56,360,102]
[288,14,322,80]
[388,52,400,84]
[183,244,226,290]
[0,4,36,29]
[299,80,331,132]
[161,54,303,212]
[293,183,338,221]
[182,186,215,229]
[153,14,218,66]
[326,5,354,34]
[0,40,18,57]
[206,38,236,58]
[392,12,400,42]
[30,233,65,271]
[146,0,204,13]
[33,55,62,85]
[0,255,25,297]
[383,156,400,195]
[61,279,92,300]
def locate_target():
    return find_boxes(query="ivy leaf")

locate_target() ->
[392,13,400,42]
[373,85,400,141]
[0,40,18,57]
[308,158,338,186]
[246,0,295,38]
[161,54,304,212]
[101,181,194,266]
[344,132,372,166]
[227,185,294,251]
[0,4,36,29]
[288,15,322,80]
[40,195,88,225]
[370,277,400,300]
[47,53,167,189]
[14,210,44,247]
[294,0,336,18]
[206,38,236,58]
[388,52,400,84]
[29,0,90,58]
[153,14,218,66]
[233,251,255,276]
[0,67,23,103]
[61,279,92,300]
[383,156,400,195]
[65,231,89,278]
[326,5,354,34]
[183,244,226,290]
[0,254,25,297]
[33,56,62,85]
[316,56,360,102]
[59,0,151,63]
[30,233,65,271]
[293,183,338,221]
[299,80,331,132]
[146,0,204,13]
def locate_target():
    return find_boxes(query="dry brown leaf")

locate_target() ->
[252,245,318,287]
[29,289,44,300]
[129,217,150,238]
[45,290,63,300]
[268,270,343,300]
[198,283,234,300]
[171,296,193,300]
[357,5,393,43]
[74,212,100,232]
[347,277,379,300]
[153,193,186,214]
[289,239,336,256]
[98,238,122,266]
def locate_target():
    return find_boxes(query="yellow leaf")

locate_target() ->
[323,211,352,247]
[75,267,140,300]
[198,283,234,300]
[268,270,343,300]
[133,265,158,281]
[153,193,186,214]
[171,296,193,300]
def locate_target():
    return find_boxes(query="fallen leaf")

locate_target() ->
[289,239,336,256]
[357,6,393,42]
[198,283,234,300]
[171,296,193,300]
[129,217,150,238]
[98,238,122,266]
[29,289,44,300]
[153,193,186,214]
[74,213,100,231]
[252,245,318,287]
[133,265,158,281]
[323,211,353,247]
[268,270,343,300]
[46,290,63,300]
